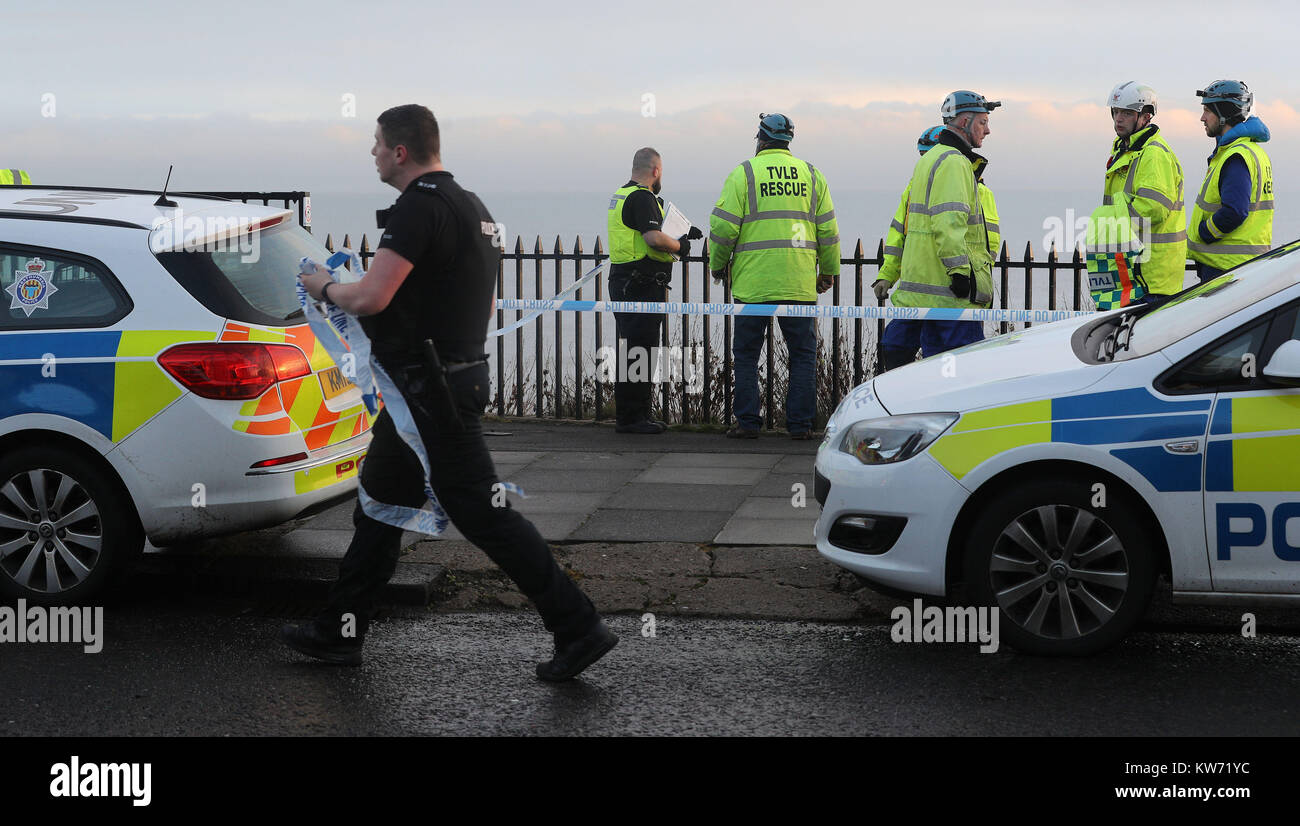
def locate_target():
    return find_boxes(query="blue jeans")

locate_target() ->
[732,312,816,433]
[879,320,984,370]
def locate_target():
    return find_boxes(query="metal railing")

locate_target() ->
[316,232,1204,429]
[198,191,312,232]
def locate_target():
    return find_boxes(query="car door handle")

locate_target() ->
[1164,439,1201,454]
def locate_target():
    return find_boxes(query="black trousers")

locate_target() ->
[608,272,667,425]
[322,362,596,641]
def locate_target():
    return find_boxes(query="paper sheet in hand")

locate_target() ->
[660,202,693,254]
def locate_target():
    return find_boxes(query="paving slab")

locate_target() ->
[772,454,817,474]
[508,468,640,492]
[512,491,611,514]
[632,466,769,486]
[651,453,782,469]
[527,452,656,470]
[569,509,729,543]
[750,473,815,498]
[601,483,751,512]
[714,518,816,546]
[733,496,811,520]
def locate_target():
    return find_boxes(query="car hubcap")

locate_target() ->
[0,469,102,593]
[989,505,1129,640]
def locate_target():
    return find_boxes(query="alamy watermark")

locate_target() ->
[0,599,103,653]
[890,598,999,653]
[148,208,261,263]
[596,344,704,393]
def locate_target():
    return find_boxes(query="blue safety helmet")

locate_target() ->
[917,125,946,154]
[940,90,1001,121]
[757,112,794,142]
[1197,80,1253,122]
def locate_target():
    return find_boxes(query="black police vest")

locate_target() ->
[362,173,501,364]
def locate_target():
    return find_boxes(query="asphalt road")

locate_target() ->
[2,594,1298,736]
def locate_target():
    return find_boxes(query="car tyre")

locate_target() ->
[963,479,1156,656]
[0,446,143,604]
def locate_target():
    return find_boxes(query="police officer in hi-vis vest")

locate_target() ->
[606,147,701,434]
[1188,80,1274,283]
[709,113,840,439]
[0,169,31,185]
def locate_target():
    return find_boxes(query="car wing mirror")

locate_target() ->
[1262,339,1300,386]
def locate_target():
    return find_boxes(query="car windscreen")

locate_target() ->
[154,220,337,327]
[1117,242,1300,359]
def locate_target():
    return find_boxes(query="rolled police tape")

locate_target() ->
[298,250,523,537]
[492,299,1100,325]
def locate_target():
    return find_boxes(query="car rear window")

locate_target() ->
[154,220,338,327]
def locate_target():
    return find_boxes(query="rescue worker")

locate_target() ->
[606,147,701,434]
[1100,81,1187,307]
[874,93,998,371]
[709,112,840,439]
[286,104,616,681]
[1188,80,1273,282]
[875,126,1000,367]
[0,169,31,185]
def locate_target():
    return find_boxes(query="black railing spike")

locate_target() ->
[323,233,333,252]
[1023,240,1034,261]
[554,235,564,254]
[1072,244,1083,263]
[534,236,543,254]
[514,235,524,254]
[342,233,351,250]
[1048,240,1058,262]
[999,240,1009,261]
[573,236,583,255]
[593,235,604,255]
[855,238,865,257]
[873,238,882,257]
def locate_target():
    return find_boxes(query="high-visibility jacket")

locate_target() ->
[708,148,840,302]
[880,181,999,284]
[1102,125,1187,295]
[1188,133,1274,271]
[0,169,30,185]
[607,183,674,266]
[892,139,993,308]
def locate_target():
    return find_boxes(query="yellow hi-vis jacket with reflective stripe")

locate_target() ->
[1102,125,1187,296]
[708,148,840,303]
[880,181,999,285]
[0,169,31,185]
[892,142,993,308]
[606,183,674,266]
[1188,136,1274,271]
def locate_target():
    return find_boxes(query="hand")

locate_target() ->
[871,279,891,302]
[949,272,972,299]
[816,274,835,293]
[676,235,692,258]
[297,269,333,302]
[711,268,729,284]
[686,226,704,241]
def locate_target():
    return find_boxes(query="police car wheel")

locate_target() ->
[0,446,143,605]
[964,480,1156,656]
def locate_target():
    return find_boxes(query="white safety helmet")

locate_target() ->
[1108,81,1158,116]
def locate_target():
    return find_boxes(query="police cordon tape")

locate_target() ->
[491,298,1101,325]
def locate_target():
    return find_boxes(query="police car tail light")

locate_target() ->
[265,344,311,381]
[159,343,285,400]
[838,413,958,465]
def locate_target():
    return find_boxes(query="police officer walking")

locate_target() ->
[606,148,700,434]
[875,92,998,370]
[709,113,839,439]
[875,125,1001,367]
[286,104,617,681]
[1188,80,1274,283]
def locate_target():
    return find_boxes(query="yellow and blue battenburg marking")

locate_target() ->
[929,388,1210,489]
[1206,395,1300,492]
[0,329,212,442]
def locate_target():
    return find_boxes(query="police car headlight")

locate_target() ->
[838,413,958,465]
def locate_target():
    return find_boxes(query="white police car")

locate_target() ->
[816,243,1300,655]
[0,187,371,603]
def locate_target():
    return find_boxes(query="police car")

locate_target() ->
[815,243,1300,655]
[0,187,372,603]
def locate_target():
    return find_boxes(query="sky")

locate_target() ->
[4,0,1299,241]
